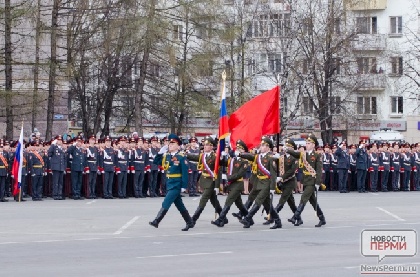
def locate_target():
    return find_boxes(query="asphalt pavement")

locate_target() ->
[0,191,419,277]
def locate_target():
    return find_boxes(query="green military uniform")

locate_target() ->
[211,140,249,227]
[238,136,282,229]
[287,134,326,227]
[187,136,223,225]
[264,139,298,225]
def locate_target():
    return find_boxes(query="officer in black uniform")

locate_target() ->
[187,137,200,197]
[132,137,148,198]
[29,142,45,201]
[67,136,86,199]
[116,136,129,198]
[0,140,10,202]
[101,136,116,199]
[48,135,66,200]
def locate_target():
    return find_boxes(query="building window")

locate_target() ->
[390,16,403,34]
[120,56,133,88]
[356,17,377,34]
[391,96,403,114]
[357,96,377,115]
[247,58,255,75]
[196,22,212,39]
[282,96,288,114]
[303,97,314,114]
[357,57,377,74]
[302,18,313,35]
[250,14,290,38]
[150,95,160,107]
[268,53,283,73]
[173,25,183,40]
[330,96,341,114]
[390,57,403,75]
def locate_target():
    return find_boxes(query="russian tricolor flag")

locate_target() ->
[214,76,230,178]
[12,125,24,197]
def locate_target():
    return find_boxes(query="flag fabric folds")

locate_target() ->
[214,78,229,178]
[229,86,280,150]
[12,125,24,196]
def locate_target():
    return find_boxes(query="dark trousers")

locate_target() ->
[414,169,420,190]
[32,175,43,199]
[391,170,400,190]
[118,171,127,197]
[338,169,348,192]
[349,170,357,191]
[198,187,222,211]
[104,171,114,197]
[188,171,199,194]
[0,176,5,199]
[52,170,64,198]
[71,171,83,198]
[323,169,331,190]
[370,170,378,191]
[162,187,187,211]
[381,170,389,191]
[149,170,159,197]
[403,171,411,190]
[357,169,367,192]
[134,171,145,197]
[88,172,97,197]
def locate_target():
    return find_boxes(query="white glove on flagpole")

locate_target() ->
[222,174,227,180]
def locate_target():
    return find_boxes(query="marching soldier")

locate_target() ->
[67,136,87,199]
[48,135,66,200]
[186,137,200,197]
[116,136,129,199]
[149,134,195,231]
[29,141,45,201]
[187,136,224,226]
[101,136,116,199]
[239,136,281,229]
[263,138,298,225]
[86,135,99,199]
[287,134,326,227]
[211,139,250,227]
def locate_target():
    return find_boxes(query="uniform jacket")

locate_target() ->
[0,150,9,177]
[279,153,298,186]
[116,148,129,171]
[241,152,277,190]
[391,152,401,171]
[287,150,322,186]
[187,151,220,189]
[131,148,148,171]
[67,145,86,172]
[187,148,200,171]
[48,144,66,172]
[369,152,379,170]
[28,151,45,176]
[402,152,413,171]
[149,147,159,171]
[356,147,368,170]
[102,147,117,172]
[86,146,99,172]
[154,151,188,190]
[220,155,249,190]
[335,147,350,170]
[379,151,391,171]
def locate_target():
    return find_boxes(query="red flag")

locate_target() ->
[229,86,280,150]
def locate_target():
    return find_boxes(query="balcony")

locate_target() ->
[353,34,386,51]
[357,74,386,91]
[346,0,387,11]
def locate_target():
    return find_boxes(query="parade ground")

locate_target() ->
[1,192,419,277]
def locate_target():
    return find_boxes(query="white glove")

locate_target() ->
[276,177,282,183]
[158,145,168,154]
[234,150,240,156]
[52,139,57,145]
[270,190,275,195]
[359,144,363,149]
[214,187,219,194]
[315,184,320,190]
[97,171,101,175]
[181,188,186,193]
[221,174,227,180]
[272,153,280,158]
[73,142,77,146]
[63,171,66,175]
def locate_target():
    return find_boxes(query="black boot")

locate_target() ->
[180,210,195,231]
[270,218,282,229]
[263,204,283,224]
[315,205,326,227]
[149,208,168,228]
[211,206,231,227]
[232,200,252,220]
[240,204,260,228]
[289,203,305,226]
[191,207,204,224]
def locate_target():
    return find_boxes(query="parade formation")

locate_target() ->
[1,130,419,232]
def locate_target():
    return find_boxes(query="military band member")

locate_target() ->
[186,137,200,197]
[86,135,99,199]
[187,136,224,226]
[211,139,250,227]
[29,142,45,201]
[67,136,87,200]
[48,135,66,200]
[263,138,298,225]
[239,136,281,229]
[287,134,326,227]
[132,137,148,198]
[116,136,129,199]
[101,136,116,199]
[149,134,195,231]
